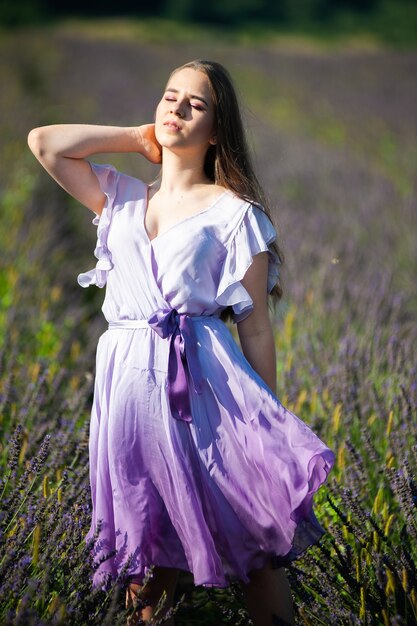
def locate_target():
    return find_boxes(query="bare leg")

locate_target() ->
[125,566,179,625]
[241,561,295,626]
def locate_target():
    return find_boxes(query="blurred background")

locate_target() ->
[1,0,417,45]
[0,2,416,625]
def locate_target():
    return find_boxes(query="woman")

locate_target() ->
[28,59,334,626]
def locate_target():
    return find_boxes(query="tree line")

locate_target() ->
[0,0,412,28]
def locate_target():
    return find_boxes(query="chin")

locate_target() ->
[156,130,180,146]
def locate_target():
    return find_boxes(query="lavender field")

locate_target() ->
[1,21,416,625]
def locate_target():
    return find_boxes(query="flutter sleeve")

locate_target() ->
[77,162,119,288]
[215,203,281,323]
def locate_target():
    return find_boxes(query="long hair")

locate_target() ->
[168,59,284,319]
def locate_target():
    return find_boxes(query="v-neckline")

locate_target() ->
[143,186,229,245]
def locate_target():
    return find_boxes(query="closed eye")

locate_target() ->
[164,95,205,111]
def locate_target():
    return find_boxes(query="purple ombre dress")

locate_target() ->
[79,162,335,590]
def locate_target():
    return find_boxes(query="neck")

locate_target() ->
[157,148,210,195]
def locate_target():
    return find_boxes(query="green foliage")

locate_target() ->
[2,0,417,47]
[0,0,45,27]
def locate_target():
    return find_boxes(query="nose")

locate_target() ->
[169,101,184,118]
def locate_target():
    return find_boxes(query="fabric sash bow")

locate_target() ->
[147,308,203,423]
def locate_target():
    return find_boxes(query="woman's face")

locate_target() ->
[154,68,217,155]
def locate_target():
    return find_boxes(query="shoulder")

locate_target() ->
[89,162,147,202]
[210,191,255,248]
[219,187,268,216]
[217,194,277,255]
[221,191,273,232]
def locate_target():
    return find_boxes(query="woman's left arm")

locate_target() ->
[237,252,277,395]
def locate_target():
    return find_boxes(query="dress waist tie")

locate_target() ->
[108,309,213,423]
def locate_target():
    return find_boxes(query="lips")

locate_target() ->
[163,120,182,131]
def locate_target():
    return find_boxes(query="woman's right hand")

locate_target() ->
[136,124,162,164]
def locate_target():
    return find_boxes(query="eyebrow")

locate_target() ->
[165,88,209,107]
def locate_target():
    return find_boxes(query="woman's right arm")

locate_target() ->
[27,124,161,215]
